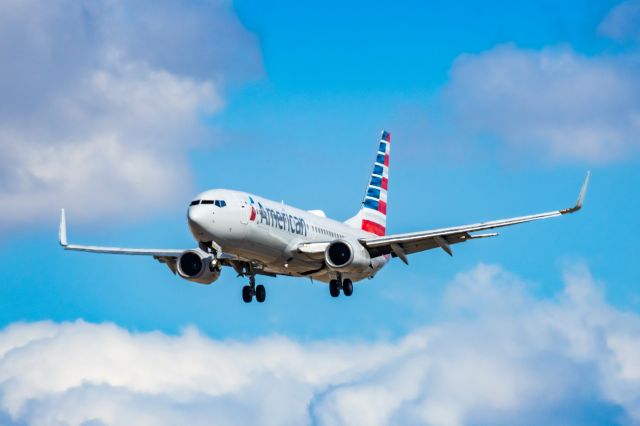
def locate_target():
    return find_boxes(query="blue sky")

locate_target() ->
[1,0,640,424]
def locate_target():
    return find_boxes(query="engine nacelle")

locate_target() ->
[176,249,221,285]
[325,239,371,273]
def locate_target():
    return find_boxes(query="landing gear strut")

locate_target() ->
[242,274,266,303]
[329,277,353,298]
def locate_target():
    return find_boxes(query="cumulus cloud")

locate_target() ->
[0,0,261,230]
[1,264,639,425]
[439,43,640,164]
[599,0,640,42]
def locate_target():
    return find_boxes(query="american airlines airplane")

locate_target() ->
[59,131,590,303]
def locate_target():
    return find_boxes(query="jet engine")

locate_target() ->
[177,249,221,284]
[325,239,371,273]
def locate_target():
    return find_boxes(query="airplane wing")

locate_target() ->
[58,209,187,257]
[360,172,590,264]
[59,210,280,278]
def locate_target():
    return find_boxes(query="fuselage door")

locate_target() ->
[239,200,250,224]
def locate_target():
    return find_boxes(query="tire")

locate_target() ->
[343,279,353,297]
[242,285,253,303]
[329,280,340,298]
[256,285,266,303]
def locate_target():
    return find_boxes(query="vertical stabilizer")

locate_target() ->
[345,130,390,236]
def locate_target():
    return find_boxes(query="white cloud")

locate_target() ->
[0,0,261,231]
[599,0,640,42]
[1,263,639,425]
[439,44,640,164]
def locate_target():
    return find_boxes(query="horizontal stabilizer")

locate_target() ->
[466,232,499,240]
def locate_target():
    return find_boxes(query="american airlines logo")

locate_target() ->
[250,197,308,236]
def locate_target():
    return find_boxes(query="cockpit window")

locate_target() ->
[194,199,226,207]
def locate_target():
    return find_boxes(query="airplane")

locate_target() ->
[59,131,590,303]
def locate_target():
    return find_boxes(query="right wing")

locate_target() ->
[360,172,590,263]
[59,210,277,277]
[59,209,187,257]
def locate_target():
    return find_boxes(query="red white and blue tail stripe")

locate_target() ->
[345,130,390,236]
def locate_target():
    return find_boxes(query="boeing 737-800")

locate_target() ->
[59,131,590,303]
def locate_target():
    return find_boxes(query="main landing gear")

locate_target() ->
[329,277,353,298]
[242,275,266,303]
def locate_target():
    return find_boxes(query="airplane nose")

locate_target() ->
[187,206,200,224]
[187,207,209,237]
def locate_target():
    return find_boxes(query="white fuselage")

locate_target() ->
[187,189,388,283]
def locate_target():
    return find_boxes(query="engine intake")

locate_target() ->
[325,239,371,272]
[326,241,353,268]
[177,249,221,284]
[179,251,204,277]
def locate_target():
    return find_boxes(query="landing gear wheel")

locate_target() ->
[242,285,253,303]
[256,285,266,303]
[343,279,353,296]
[329,280,340,298]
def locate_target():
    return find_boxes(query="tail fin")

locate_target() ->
[345,130,390,236]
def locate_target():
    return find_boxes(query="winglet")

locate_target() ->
[561,171,590,214]
[59,209,68,247]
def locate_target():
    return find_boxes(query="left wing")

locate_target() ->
[361,172,590,264]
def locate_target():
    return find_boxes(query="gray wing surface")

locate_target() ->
[58,210,259,276]
[58,209,187,257]
[361,172,590,264]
